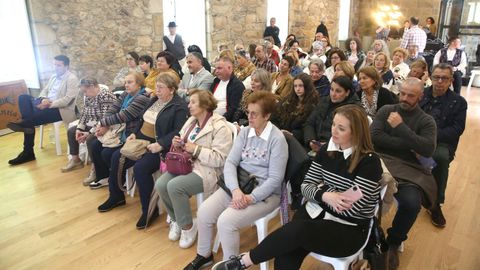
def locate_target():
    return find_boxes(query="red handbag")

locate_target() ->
[165,113,212,175]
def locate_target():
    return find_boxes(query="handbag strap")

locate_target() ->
[182,112,213,143]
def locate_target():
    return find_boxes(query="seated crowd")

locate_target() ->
[6,16,468,270]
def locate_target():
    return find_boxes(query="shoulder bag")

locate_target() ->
[216,166,258,196]
[165,113,212,175]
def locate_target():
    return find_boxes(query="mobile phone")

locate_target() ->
[342,185,363,202]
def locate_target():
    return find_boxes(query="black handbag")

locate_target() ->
[217,166,258,196]
[363,199,389,270]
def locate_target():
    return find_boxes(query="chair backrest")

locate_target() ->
[283,132,311,183]
[225,121,238,142]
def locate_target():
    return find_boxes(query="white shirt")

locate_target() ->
[48,72,67,101]
[213,80,229,116]
[247,121,273,141]
[433,48,467,75]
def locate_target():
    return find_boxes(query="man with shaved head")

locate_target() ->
[371,77,437,270]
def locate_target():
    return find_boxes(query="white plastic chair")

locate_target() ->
[309,185,388,270]
[225,121,238,142]
[212,206,282,270]
[39,121,64,155]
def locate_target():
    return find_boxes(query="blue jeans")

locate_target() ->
[18,94,62,150]
[386,184,423,247]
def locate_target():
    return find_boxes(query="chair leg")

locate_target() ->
[53,121,62,155]
[212,232,221,253]
[39,125,44,149]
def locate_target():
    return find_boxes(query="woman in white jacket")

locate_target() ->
[155,89,233,249]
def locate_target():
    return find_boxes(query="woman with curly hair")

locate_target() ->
[273,73,319,143]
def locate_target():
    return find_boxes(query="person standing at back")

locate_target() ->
[163,21,186,67]
[400,17,427,55]
[263,17,281,47]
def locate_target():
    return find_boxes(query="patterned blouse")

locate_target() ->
[77,87,116,131]
[361,90,379,118]
[234,63,256,81]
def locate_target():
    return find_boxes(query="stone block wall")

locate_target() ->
[29,0,163,87]
[289,0,340,50]
[206,0,267,61]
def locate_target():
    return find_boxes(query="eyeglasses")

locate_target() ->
[246,110,260,118]
[431,76,451,81]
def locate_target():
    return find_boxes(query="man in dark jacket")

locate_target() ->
[210,57,245,122]
[419,63,467,228]
[263,17,281,47]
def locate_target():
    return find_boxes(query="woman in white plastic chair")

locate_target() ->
[155,90,233,249]
[211,104,382,270]
[184,91,288,270]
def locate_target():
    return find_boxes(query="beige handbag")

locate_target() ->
[120,139,150,161]
[97,124,125,148]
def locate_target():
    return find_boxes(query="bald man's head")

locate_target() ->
[399,77,424,110]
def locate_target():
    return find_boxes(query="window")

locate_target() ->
[163,0,207,57]
[0,0,40,88]
[267,0,289,44]
[338,0,351,40]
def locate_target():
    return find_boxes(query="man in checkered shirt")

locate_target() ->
[401,17,427,54]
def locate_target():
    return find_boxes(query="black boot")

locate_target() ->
[97,197,126,212]
[429,204,446,228]
[8,150,36,165]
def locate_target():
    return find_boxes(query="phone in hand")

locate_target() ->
[342,185,363,202]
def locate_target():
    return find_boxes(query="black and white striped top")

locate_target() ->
[301,144,382,226]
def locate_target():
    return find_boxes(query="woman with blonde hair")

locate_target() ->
[374,52,395,90]
[233,68,272,126]
[211,104,383,270]
[97,73,188,230]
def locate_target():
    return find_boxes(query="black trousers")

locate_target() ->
[90,138,121,181]
[386,184,423,247]
[18,94,62,151]
[452,71,462,94]
[107,149,160,214]
[249,205,368,270]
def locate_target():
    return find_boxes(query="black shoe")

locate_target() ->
[184,254,214,270]
[429,204,446,228]
[97,197,126,212]
[136,208,159,230]
[211,255,247,270]
[7,121,34,134]
[388,246,400,270]
[8,151,36,165]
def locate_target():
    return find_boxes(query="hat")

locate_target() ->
[168,21,177,28]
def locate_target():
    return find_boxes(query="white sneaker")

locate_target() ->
[83,166,96,186]
[179,219,197,249]
[89,178,108,189]
[168,221,181,241]
[61,159,84,173]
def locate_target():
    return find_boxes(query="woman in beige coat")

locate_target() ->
[155,89,233,249]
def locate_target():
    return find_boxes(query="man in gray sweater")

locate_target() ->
[371,78,437,270]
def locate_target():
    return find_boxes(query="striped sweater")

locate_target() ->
[100,90,150,136]
[301,145,382,226]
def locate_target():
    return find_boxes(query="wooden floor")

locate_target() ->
[1,87,479,270]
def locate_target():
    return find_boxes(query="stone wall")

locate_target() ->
[29,0,163,88]
[206,0,267,61]
[289,0,340,50]
[355,0,441,37]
